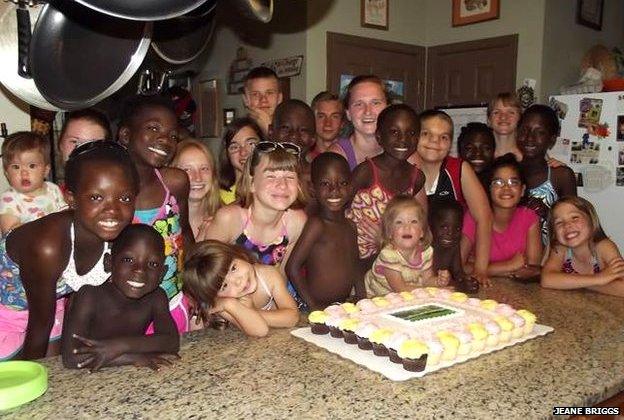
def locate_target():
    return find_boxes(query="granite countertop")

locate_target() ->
[8,279,624,419]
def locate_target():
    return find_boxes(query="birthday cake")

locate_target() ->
[307,288,536,373]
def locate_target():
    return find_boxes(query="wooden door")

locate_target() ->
[327,32,426,112]
[426,34,518,108]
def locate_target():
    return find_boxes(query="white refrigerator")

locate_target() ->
[549,92,624,251]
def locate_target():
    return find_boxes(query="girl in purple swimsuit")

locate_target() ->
[118,95,194,333]
[329,75,389,170]
[541,196,624,297]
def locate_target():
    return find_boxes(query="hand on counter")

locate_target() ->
[72,334,124,372]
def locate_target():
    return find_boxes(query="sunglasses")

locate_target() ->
[490,177,522,188]
[69,140,127,160]
[255,141,301,157]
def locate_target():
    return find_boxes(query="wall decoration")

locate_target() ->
[361,0,388,30]
[452,0,499,27]
[223,108,236,126]
[617,167,624,186]
[617,115,624,140]
[261,56,304,78]
[577,0,603,31]
[228,47,252,95]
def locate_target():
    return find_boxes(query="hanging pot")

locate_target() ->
[30,0,152,110]
[73,0,209,21]
[233,0,273,23]
[0,1,58,110]
[151,0,217,65]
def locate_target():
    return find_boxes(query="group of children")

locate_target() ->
[1,67,623,372]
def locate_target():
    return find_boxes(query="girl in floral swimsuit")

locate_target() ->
[346,104,427,268]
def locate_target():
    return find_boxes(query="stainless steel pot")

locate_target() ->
[0,1,58,110]
[151,0,217,65]
[234,0,273,23]
[30,1,151,110]
[73,0,209,21]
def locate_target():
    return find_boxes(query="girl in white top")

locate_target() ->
[0,132,66,234]
[183,240,299,337]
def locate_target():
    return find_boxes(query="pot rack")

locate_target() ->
[0,0,273,111]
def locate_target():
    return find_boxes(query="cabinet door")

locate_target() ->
[427,34,518,108]
[327,32,425,111]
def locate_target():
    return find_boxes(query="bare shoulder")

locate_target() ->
[552,165,576,183]
[256,263,284,286]
[9,211,72,262]
[286,208,307,232]
[351,159,373,190]
[214,204,245,224]
[160,167,190,195]
[203,204,245,241]
[595,238,622,259]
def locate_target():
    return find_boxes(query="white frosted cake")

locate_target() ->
[307,287,537,372]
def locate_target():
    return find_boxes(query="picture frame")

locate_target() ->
[361,0,388,30]
[452,0,500,27]
[576,0,603,31]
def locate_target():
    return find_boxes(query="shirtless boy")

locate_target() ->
[62,224,179,371]
[286,153,365,310]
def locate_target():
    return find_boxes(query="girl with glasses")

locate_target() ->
[219,118,264,205]
[461,154,542,280]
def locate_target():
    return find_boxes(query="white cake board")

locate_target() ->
[291,324,554,381]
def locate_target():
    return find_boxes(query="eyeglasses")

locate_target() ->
[490,177,522,188]
[255,141,301,157]
[227,139,259,154]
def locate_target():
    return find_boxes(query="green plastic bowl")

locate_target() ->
[0,361,48,410]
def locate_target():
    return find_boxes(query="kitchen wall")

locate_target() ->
[541,0,624,99]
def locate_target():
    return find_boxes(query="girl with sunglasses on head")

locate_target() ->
[203,141,307,303]
[461,154,542,280]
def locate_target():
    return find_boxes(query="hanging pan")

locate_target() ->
[73,0,209,21]
[0,1,58,110]
[30,0,152,110]
[151,0,217,65]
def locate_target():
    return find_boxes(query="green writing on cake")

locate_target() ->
[390,305,455,322]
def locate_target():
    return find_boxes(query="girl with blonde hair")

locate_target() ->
[172,138,220,240]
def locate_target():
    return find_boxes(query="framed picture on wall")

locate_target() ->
[361,0,388,30]
[576,0,603,31]
[452,0,500,27]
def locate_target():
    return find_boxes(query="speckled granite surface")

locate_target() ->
[7,280,624,419]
